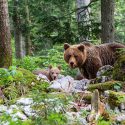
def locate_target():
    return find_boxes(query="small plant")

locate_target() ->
[113,82,122,91]
[97,116,112,125]
[13,56,41,71]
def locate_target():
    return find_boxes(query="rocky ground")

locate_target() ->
[0,55,125,125]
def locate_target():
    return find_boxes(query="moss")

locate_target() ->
[48,92,72,100]
[17,68,36,84]
[87,81,123,92]
[121,120,125,125]
[107,90,125,107]
[113,55,125,81]
[80,93,92,103]
[32,103,45,111]
[3,84,18,104]
[0,98,4,104]
[31,81,50,92]
[73,92,92,104]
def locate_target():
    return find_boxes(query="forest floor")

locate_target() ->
[0,45,125,125]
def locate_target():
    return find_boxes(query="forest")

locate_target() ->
[0,0,125,124]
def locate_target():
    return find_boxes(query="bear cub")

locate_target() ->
[33,65,61,81]
[64,42,125,79]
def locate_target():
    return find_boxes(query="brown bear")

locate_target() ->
[32,65,61,81]
[64,42,125,79]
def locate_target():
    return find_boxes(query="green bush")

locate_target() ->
[13,56,41,71]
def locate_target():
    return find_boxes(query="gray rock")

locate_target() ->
[96,65,113,83]
[10,105,19,110]
[0,105,7,113]
[23,105,36,117]
[74,79,91,91]
[120,103,125,110]
[96,65,113,77]
[58,74,65,79]
[49,76,92,92]
[83,104,91,111]
[65,112,87,125]
[37,74,50,82]
[14,112,28,120]
[116,114,125,122]
[49,76,75,92]
[17,98,33,106]
[0,121,9,125]
[114,107,120,113]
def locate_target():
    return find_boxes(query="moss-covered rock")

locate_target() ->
[107,90,125,108]
[74,92,92,104]
[87,81,123,92]
[16,68,36,84]
[113,55,125,81]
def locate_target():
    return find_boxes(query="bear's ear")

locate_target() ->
[64,43,70,50]
[78,44,85,52]
[48,65,52,69]
[58,65,61,70]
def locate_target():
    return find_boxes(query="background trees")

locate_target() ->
[6,0,125,56]
[13,0,24,59]
[0,0,12,68]
[101,0,115,43]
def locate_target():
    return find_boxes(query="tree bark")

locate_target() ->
[25,0,32,56]
[13,0,24,59]
[101,0,115,43]
[0,0,12,68]
[76,0,90,42]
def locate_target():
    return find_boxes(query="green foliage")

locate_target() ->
[108,90,125,107]
[0,113,32,125]
[113,54,125,81]
[0,66,23,86]
[31,91,71,125]
[97,116,112,125]
[115,0,125,42]
[113,82,122,91]
[0,66,37,86]
[13,56,41,71]
[0,66,39,103]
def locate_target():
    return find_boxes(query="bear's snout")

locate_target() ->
[69,61,77,68]
[70,62,74,66]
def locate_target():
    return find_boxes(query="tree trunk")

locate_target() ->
[0,0,12,68]
[13,0,24,59]
[101,0,115,43]
[76,0,90,42]
[25,0,32,56]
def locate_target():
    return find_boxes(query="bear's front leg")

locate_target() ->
[87,58,102,79]
[79,67,89,79]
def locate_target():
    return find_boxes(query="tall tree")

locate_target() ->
[24,0,32,55]
[0,0,12,68]
[76,0,90,42]
[101,0,115,43]
[13,0,24,59]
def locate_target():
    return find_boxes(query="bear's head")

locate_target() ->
[49,65,61,80]
[64,43,87,68]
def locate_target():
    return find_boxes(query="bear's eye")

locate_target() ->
[52,72,54,74]
[74,55,78,58]
[68,54,71,58]
[66,55,71,60]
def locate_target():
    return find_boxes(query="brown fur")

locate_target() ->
[64,42,125,79]
[32,65,61,81]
